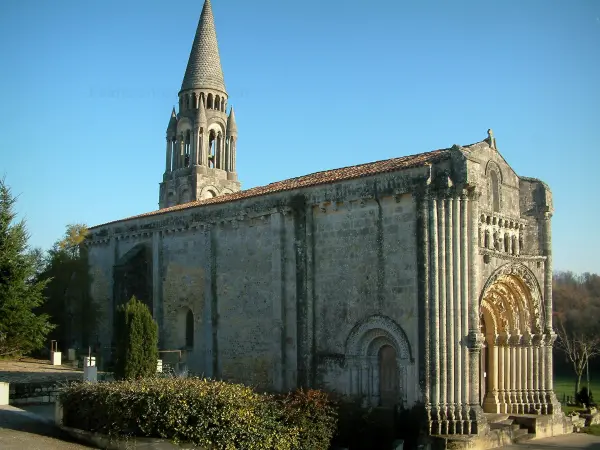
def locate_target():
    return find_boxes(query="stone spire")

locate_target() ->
[226,107,237,135]
[195,99,207,126]
[167,107,177,132]
[180,0,226,93]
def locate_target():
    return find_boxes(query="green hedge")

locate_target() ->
[59,378,336,449]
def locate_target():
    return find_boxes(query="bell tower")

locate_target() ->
[159,0,241,209]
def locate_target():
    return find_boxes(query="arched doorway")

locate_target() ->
[379,345,399,407]
[478,266,545,415]
[344,315,414,408]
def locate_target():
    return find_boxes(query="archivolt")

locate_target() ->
[479,263,544,335]
[345,315,413,362]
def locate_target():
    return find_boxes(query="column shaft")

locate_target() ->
[460,195,469,417]
[453,196,462,430]
[438,199,447,426]
[429,198,440,433]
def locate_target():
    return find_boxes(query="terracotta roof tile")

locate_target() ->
[91,148,451,229]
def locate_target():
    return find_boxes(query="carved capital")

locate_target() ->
[543,331,557,345]
[467,331,486,350]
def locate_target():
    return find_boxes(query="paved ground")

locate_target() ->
[0,405,95,449]
[502,433,600,449]
[0,357,83,384]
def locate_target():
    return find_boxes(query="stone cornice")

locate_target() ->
[479,248,546,262]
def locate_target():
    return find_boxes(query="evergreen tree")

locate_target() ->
[114,296,158,380]
[37,223,97,350]
[0,179,55,356]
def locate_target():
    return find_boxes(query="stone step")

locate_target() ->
[514,432,536,443]
[489,419,515,430]
[512,428,529,439]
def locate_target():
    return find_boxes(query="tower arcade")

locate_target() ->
[159,0,240,209]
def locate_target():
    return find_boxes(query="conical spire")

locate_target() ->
[181,0,226,93]
[195,98,207,126]
[167,107,177,131]
[226,107,237,134]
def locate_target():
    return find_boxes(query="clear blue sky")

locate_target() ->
[1,0,599,274]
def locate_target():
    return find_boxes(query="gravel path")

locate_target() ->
[0,405,96,449]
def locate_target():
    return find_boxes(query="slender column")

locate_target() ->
[190,130,197,166]
[544,332,557,412]
[460,193,470,431]
[218,134,224,169]
[511,342,518,413]
[504,343,511,414]
[429,197,440,434]
[467,189,484,434]
[539,339,546,413]
[179,135,185,169]
[453,195,462,433]
[532,335,541,410]
[446,197,455,431]
[438,198,447,431]
[233,140,237,171]
[526,338,534,412]
[497,336,505,413]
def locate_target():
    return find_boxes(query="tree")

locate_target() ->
[37,223,97,350]
[114,296,158,380]
[554,270,600,400]
[555,317,600,401]
[0,179,55,356]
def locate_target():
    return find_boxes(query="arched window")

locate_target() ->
[186,309,194,348]
[490,171,500,212]
[207,93,213,109]
[215,95,220,110]
[208,130,216,168]
[184,130,191,167]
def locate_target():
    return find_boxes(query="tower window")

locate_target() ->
[207,94,213,109]
[490,171,500,212]
[186,309,194,348]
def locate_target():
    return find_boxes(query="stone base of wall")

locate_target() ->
[9,382,62,405]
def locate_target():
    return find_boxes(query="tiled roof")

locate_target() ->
[181,0,226,93]
[90,148,451,229]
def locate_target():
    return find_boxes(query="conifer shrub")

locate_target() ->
[59,378,336,449]
[114,295,158,380]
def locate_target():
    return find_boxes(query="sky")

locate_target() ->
[0,0,599,274]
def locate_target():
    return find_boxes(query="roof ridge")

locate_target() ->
[89,148,451,230]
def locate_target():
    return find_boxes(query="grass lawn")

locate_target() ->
[553,373,600,404]
[584,425,600,436]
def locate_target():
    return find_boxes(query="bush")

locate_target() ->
[59,378,337,449]
[279,389,337,450]
[114,296,158,380]
[576,386,596,407]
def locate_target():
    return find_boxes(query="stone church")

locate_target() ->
[87,0,569,439]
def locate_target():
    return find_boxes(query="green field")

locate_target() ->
[554,373,600,404]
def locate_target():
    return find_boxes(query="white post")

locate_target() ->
[83,357,97,382]
[157,359,163,373]
[0,382,9,405]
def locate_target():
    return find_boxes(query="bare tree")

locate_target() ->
[555,317,600,400]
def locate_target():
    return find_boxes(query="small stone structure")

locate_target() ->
[0,382,8,405]
[84,0,570,444]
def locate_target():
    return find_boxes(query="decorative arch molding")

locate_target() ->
[345,314,413,362]
[176,117,193,133]
[484,160,504,183]
[200,185,219,200]
[479,263,545,334]
[344,315,414,408]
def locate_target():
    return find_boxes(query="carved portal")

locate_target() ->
[345,315,413,408]
[479,263,550,415]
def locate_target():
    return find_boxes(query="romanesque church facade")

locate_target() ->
[87,0,568,438]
